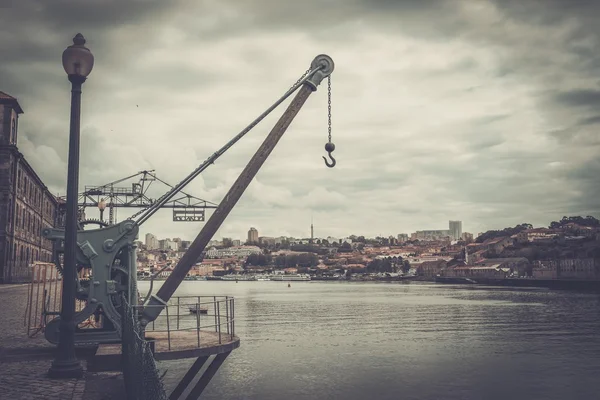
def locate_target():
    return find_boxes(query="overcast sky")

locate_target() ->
[1,0,599,241]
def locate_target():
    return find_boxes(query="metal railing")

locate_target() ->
[138,295,235,351]
[24,262,86,337]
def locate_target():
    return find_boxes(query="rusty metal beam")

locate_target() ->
[184,352,231,400]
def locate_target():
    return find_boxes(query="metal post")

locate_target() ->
[225,296,230,336]
[217,300,221,344]
[196,300,201,348]
[166,304,171,351]
[48,74,85,379]
[213,296,217,332]
[177,297,180,330]
[231,297,235,338]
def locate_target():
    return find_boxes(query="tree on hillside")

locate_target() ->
[337,242,352,253]
[401,260,411,274]
[366,259,393,273]
[245,253,272,266]
[549,216,600,229]
[476,223,533,243]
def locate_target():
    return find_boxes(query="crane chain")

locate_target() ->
[328,75,332,143]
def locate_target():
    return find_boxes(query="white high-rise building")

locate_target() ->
[449,220,462,241]
[145,233,158,250]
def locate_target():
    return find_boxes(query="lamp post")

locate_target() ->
[48,33,94,379]
[98,198,106,222]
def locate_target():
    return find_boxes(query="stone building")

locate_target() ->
[0,91,60,283]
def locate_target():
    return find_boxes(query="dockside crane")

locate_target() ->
[41,54,335,345]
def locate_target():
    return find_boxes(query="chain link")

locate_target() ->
[289,68,312,93]
[327,75,332,143]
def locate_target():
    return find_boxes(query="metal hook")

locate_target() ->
[323,142,336,168]
[323,152,336,168]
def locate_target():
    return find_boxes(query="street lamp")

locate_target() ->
[48,33,94,379]
[98,198,107,222]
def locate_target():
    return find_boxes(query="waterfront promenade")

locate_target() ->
[0,284,125,400]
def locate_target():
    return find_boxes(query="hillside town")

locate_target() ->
[137,216,600,282]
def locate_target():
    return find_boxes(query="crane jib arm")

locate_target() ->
[140,54,334,325]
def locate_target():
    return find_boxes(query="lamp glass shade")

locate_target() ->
[98,199,107,211]
[62,35,94,77]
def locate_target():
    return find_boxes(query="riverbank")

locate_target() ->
[436,277,600,292]
[142,274,600,291]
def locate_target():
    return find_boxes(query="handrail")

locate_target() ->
[136,295,235,348]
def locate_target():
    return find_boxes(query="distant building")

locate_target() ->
[0,91,60,283]
[412,230,451,241]
[417,260,447,277]
[247,227,258,243]
[145,233,158,250]
[461,232,474,243]
[533,259,598,280]
[449,220,462,240]
[158,239,178,251]
[259,236,276,246]
[205,245,261,259]
[397,233,409,243]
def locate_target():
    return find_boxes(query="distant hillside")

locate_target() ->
[490,238,600,262]
[549,216,600,229]
[476,223,532,243]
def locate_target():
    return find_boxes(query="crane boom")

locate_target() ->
[141,54,334,324]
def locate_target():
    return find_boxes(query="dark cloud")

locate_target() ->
[578,115,600,125]
[554,89,600,109]
[0,0,598,239]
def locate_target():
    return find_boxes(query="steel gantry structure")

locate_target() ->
[56,169,217,226]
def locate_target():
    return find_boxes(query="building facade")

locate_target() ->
[145,233,158,249]
[247,227,258,243]
[0,91,60,283]
[449,220,462,240]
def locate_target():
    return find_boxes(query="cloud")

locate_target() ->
[0,0,598,242]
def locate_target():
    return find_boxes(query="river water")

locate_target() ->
[139,280,600,400]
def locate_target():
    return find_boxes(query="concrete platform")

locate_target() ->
[90,330,240,371]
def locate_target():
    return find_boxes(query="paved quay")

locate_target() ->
[0,284,126,400]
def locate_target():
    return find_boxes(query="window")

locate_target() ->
[11,118,15,143]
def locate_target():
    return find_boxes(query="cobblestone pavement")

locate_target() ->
[0,284,124,400]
